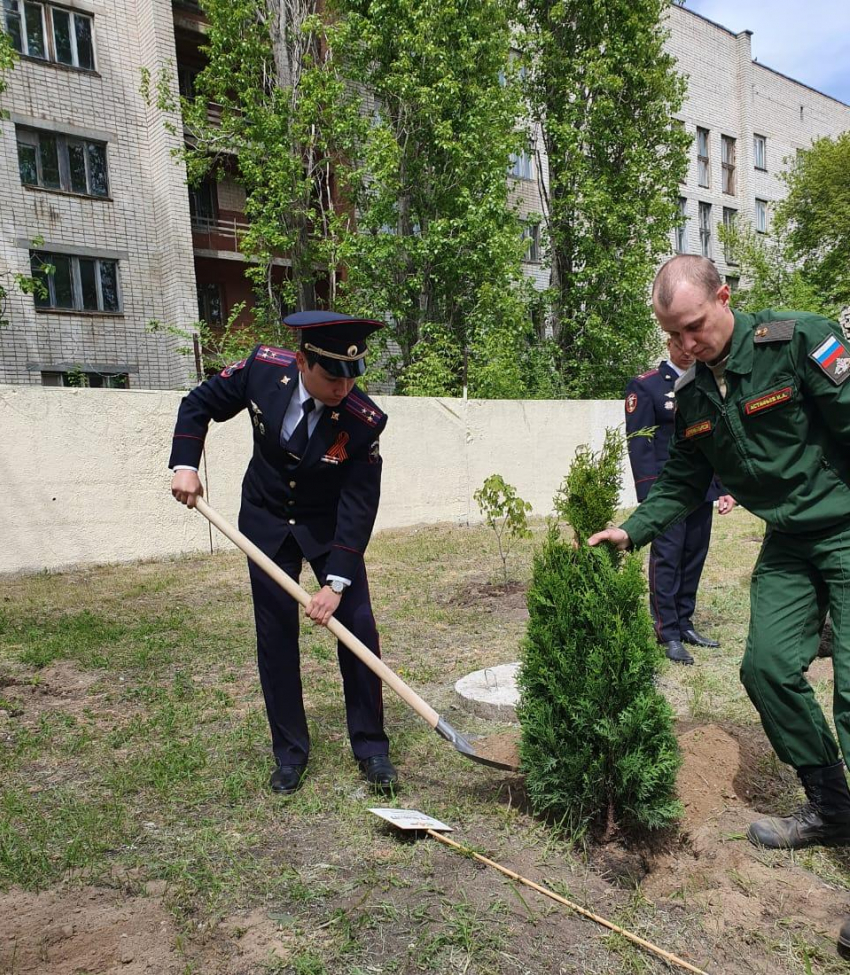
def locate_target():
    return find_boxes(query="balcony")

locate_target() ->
[191,214,250,255]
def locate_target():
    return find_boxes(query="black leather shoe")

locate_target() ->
[270,763,306,795]
[358,755,399,792]
[664,640,694,665]
[682,628,720,648]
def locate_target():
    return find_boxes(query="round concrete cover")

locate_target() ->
[454,662,520,723]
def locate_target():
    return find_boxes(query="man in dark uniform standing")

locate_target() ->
[625,336,735,664]
[590,256,850,955]
[169,312,397,796]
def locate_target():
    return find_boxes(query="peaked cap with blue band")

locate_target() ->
[284,311,384,378]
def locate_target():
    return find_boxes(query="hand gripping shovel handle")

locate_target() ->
[193,497,441,727]
[193,498,516,770]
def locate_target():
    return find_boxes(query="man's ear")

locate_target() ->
[295,349,308,373]
[717,283,731,307]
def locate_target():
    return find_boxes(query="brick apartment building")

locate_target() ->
[0,1,848,389]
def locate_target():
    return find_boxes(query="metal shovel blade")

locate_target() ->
[435,718,520,772]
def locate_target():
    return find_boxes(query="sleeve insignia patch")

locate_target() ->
[220,358,247,378]
[684,419,712,439]
[368,439,381,464]
[744,386,793,415]
[810,335,850,385]
[625,392,638,414]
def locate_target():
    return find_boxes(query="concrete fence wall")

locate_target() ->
[0,386,633,575]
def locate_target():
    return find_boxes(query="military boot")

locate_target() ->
[747,762,850,850]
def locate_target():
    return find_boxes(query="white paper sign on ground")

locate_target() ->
[368,808,453,831]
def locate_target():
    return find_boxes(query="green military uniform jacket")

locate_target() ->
[622,309,850,549]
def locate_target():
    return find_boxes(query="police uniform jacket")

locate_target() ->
[623,310,850,548]
[169,345,386,581]
[624,361,722,504]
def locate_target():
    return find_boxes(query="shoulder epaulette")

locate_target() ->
[344,390,384,428]
[674,365,696,392]
[753,320,797,343]
[255,345,296,366]
[637,368,659,380]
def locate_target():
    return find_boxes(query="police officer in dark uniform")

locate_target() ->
[590,256,850,956]
[625,337,735,664]
[169,312,397,795]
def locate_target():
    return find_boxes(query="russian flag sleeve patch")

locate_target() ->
[810,334,850,385]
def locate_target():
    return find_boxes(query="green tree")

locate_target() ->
[775,132,850,311]
[518,429,681,839]
[719,221,839,319]
[336,0,542,396]
[474,474,533,585]
[519,0,690,397]
[171,0,370,348]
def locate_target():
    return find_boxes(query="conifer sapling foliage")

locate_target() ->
[474,475,533,587]
[518,429,681,839]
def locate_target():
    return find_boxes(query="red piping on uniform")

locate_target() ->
[333,543,362,554]
[173,434,204,440]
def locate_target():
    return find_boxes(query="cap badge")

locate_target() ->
[348,344,358,357]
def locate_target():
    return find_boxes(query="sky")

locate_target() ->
[684,0,850,106]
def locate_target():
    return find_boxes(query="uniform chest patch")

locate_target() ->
[625,392,638,414]
[810,335,850,385]
[684,419,712,439]
[744,386,793,415]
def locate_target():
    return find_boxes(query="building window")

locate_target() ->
[41,370,129,388]
[674,197,687,254]
[754,134,767,171]
[725,275,739,293]
[697,127,710,188]
[4,1,95,69]
[189,177,217,228]
[197,282,224,327]
[16,126,108,197]
[509,145,534,181]
[721,135,736,195]
[755,198,768,233]
[698,202,711,258]
[521,220,540,263]
[30,251,121,312]
[722,207,737,264]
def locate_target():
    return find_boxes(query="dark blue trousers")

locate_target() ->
[248,533,388,766]
[648,501,714,643]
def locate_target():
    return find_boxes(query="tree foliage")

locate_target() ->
[775,132,850,311]
[719,221,839,320]
[518,430,681,839]
[520,0,689,397]
[176,0,369,347]
[335,0,544,396]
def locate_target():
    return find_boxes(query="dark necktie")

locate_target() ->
[286,397,315,459]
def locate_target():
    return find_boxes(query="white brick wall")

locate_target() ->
[0,0,196,388]
[664,6,850,281]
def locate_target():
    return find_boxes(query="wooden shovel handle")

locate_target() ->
[193,497,441,729]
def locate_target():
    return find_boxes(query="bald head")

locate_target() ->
[653,256,722,312]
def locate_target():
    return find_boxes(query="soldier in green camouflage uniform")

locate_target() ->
[589,255,850,954]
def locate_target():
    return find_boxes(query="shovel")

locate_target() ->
[193,497,519,772]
